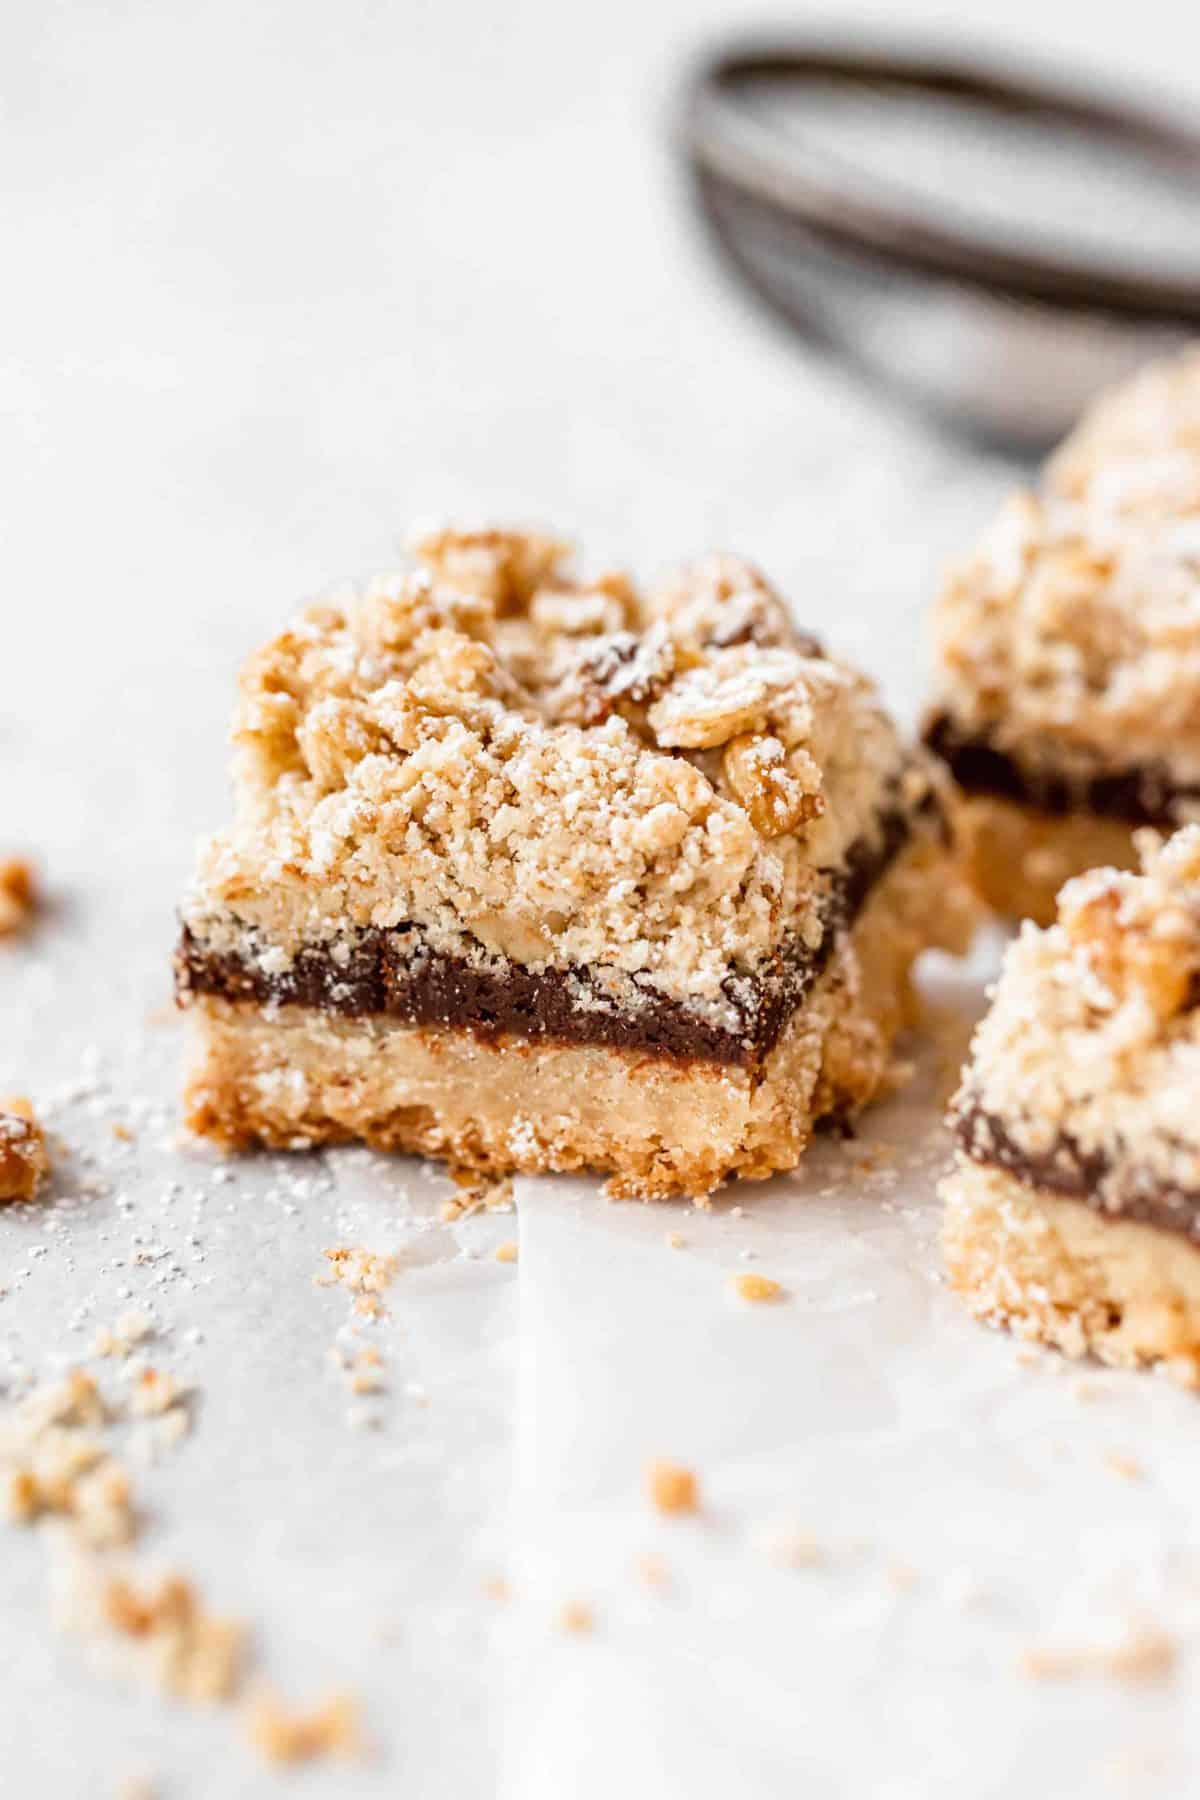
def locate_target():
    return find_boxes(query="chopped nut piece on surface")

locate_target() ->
[494,1240,519,1264]
[247,1687,361,1764]
[556,1600,595,1636]
[0,1096,49,1201]
[645,1458,699,1516]
[1019,1623,1176,1685]
[0,858,37,936]
[101,1570,245,1702]
[126,1367,185,1419]
[731,1272,783,1304]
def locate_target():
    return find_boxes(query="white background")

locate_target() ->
[4,1,1200,1795]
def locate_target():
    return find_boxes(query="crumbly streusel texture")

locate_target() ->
[944,827,1200,1372]
[926,349,1200,922]
[184,527,945,1013]
[180,525,971,1196]
[930,347,1200,786]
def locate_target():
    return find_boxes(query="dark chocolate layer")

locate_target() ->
[177,797,932,1068]
[954,1098,1200,1246]
[923,713,1200,828]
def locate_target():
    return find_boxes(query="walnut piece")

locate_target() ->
[0,858,36,936]
[722,734,824,839]
[0,1096,49,1201]
[247,1688,361,1764]
[645,1458,699,1515]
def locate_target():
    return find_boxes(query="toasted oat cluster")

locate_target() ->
[0,1096,49,1202]
[186,527,917,1016]
[930,349,1200,786]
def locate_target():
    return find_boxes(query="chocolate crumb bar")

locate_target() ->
[943,827,1200,1380]
[924,349,1200,925]
[176,526,972,1199]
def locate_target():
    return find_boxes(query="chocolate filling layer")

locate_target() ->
[923,713,1200,828]
[177,798,932,1068]
[954,1099,1200,1246]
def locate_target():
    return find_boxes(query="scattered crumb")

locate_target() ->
[113,1777,160,1800]
[664,1232,686,1250]
[0,857,37,936]
[556,1600,595,1636]
[111,1123,135,1144]
[494,1240,519,1264]
[1104,1451,1144,1482]
[753,1520,826,1569]
[126,1367,185,1420]
[1015,1346,1041,1369]
[92,1311,155,1360]
[633,1552,671,1591]
[886,1561,918,1592]
[317,1246,397,1305]
[645,1458,699,1516]
[0,1096,50,1202]
[731,1272,783,1304]
[246,1687,361,1765]
[1019,1623,1177,1685]
[347,1348,385,1396]
[49,1547,246,1704]
[482,1575,511,1605]
[441,1171,515,1222]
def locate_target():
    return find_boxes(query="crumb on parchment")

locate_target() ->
[0,1096,50,1202]
[1019,1622,1177,1685]
[645,1458,699,1516]
[246,1687,362,1764]
[0,858,37,936]
[731,1272,783,1303]
[556,1600,595,1635]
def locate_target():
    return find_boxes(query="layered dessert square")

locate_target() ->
[943,827,1200,1380]
[177,527,972,1199]
[924,349,1200,925]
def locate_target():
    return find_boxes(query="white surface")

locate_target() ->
[4,0,1200,1794]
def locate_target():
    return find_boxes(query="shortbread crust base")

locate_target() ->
[942,1160,1200,1383]
[958,793,1138,926]
[183,838,969,1200]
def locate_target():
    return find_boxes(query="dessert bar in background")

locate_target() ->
[177,527,972,1199]
[925,349,1200,925]
[943,827,1200,1381]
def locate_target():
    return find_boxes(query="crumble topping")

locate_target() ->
[185,527,931,1010]
[929,349,1200,784]
[952,827,1200,1200]
[0,1096,50,1202]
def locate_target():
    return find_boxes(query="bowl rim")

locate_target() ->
[679,35,1200,321]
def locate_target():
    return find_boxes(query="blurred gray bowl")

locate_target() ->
[680,39,1200,450]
